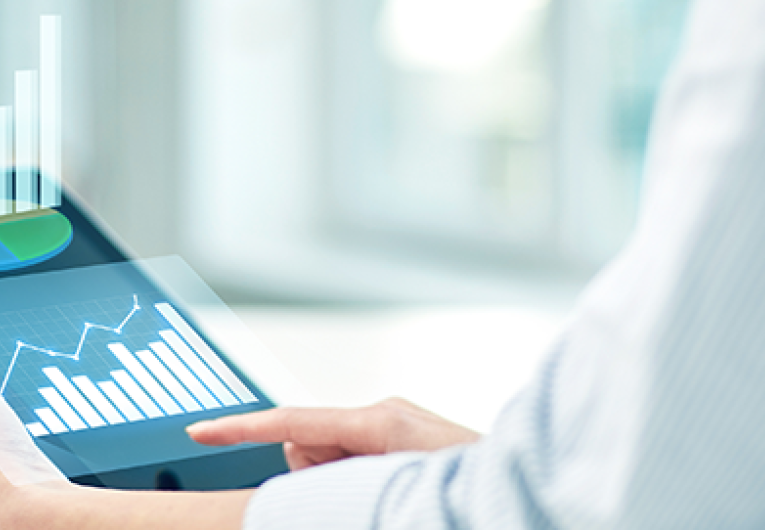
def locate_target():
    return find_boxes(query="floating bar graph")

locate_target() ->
[0,15,62,217]
[17,296,258,438]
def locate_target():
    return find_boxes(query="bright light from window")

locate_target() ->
[379,0,547,73]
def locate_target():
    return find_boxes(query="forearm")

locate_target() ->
[3,482,253,530]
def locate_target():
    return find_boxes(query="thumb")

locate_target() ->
[186,409,289,446]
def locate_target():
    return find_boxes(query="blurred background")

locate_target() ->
[0,0,690,430]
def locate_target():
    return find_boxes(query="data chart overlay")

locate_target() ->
[1,15,63,217]
[0,260,274,480]
[0,293,259,441]
[0,208,72,272]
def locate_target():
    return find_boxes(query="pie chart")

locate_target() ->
[0,209,73,272]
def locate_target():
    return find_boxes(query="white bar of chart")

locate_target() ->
[108,343,183,416]
[40,15,62,208]
[39,387,86,431]
[136,349,202,413]
[43,367,106,428]
[156,303,258,404]
[35,407,67,434]
[0,15,62,218]
[159,330,236,407]
[0,107,11,216]
[22,300,260,437]
[148,341,220,410]
[26,422,49,438]
[72,376,125,425]
[14,71,38,214]
[98,381,144,423]
[111,370,164,419]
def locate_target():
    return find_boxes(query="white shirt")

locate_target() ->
[244,0,765,526]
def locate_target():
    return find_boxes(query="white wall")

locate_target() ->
[180,0,325,293]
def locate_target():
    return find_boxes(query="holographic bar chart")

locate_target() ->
[0,15,62,217]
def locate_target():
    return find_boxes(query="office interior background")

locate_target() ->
[0,0,689,430]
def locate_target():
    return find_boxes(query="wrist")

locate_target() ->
[3,481,79,528]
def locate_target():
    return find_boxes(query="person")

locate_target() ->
[4,0,765,526]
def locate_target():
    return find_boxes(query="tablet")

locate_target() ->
[0,186,306,490]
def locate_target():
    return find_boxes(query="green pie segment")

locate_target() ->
[0,210,73,271]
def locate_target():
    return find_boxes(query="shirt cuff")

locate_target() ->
[243,453,425,530]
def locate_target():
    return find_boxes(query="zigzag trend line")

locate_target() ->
[0,295,141,396]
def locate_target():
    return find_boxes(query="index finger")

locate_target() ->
[187,407,379,452]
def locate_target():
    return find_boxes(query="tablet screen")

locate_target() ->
[0,192,282,487]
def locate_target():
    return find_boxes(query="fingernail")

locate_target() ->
[186,421,211,435]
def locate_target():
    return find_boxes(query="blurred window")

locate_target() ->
[176,0,693,301]
[327,0,690,267]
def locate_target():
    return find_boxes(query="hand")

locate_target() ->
[0,398,73,528]
[187,397,481,470]
[0,398,68,487]
[0,399,253,530]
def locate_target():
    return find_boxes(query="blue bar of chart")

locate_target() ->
[0,294,258,438]
[0,15,62,217]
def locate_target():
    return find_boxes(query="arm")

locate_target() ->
[2,399,477,529]
[0,479,253,530]
[0,398,253,530]
[0,395,479,529]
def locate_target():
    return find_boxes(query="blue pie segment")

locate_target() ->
[0,240,19,267]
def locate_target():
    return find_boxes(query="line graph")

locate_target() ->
[0,295,141,395]
[0,259,271,482]
[0,289,258,438]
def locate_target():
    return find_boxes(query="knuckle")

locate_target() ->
[279,407,298,440]
[375,401,408,432]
